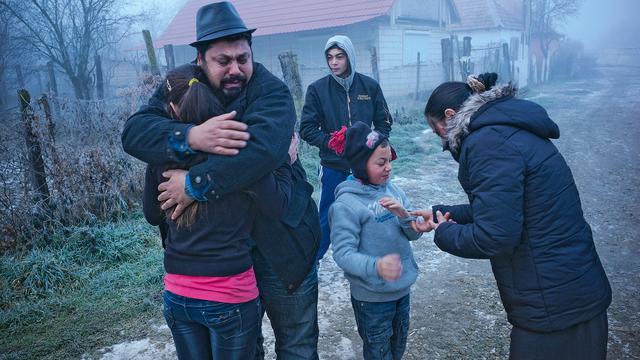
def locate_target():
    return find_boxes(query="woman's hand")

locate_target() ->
[409,209,435,232]
[379,197,409,218]
[376,254,403,281]
[430,210,454,231]
[409,209,452,232]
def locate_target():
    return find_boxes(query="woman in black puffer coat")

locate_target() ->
[413,73,611,359]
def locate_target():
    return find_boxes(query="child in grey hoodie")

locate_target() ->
[328,122,422,360]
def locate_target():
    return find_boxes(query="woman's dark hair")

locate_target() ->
[165,64,224,124]
[424,72,498,122]
[163,64,224,227]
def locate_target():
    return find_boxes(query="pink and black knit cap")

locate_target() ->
[328,122,396,183]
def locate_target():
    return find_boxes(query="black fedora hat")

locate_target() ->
[189,2,256,47]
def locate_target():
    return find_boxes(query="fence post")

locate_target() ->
[95,54,105,99]
[0,78,5,110]
[441,38,453,81]
[460,36,472,79]
[370,46,380,82]
[18,89,50,209]
[510,37,519,80]
[46,61,61,114]
[164,44,176,70]
[16,65,25,88]
[463,37,472,57]
[277,51,303,105]
[38,94,56,144]
[451,35,460,80]
[36,71,45,94]
[498,43,510,81]
[47,61,59,97]
[38,94,64,193]
[142,30,161,76]
[502,43,512,81]
[415,52,421,100]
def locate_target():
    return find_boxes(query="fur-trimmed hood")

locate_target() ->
[446,83,559,157]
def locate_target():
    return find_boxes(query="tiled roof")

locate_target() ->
[155,0,394,47]
[452,0,524,31]
[154,0,524,48]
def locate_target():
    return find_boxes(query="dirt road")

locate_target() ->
[95,67,639,359]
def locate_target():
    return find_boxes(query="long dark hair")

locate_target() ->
[165,64,224,123]
[163,64,224,227]
[424,73,498,126]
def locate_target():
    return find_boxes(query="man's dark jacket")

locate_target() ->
[252,160,320,291]
[299,73,392,172]
[122,62,318,291]
[433,84,611,333]
[122,62,293,196]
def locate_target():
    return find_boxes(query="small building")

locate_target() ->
[154,0,528,97]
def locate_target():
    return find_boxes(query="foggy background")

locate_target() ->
[563,0,640,50]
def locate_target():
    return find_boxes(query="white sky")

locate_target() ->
[121,0,189,46]
[562,0,640,50]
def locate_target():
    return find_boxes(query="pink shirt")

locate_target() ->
[164,267,259,303]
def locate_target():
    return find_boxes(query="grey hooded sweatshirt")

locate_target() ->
[300,35,393,172]
[329,177,422,302]
[324,35,356,92]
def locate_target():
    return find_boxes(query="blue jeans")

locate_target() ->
[253,250,319,360]
[163,290,261,360]
[351,295,411,360]
[317,166,350,261]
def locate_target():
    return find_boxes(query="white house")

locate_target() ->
[153,0,528,97]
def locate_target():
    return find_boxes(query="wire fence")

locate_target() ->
[0,75,160,251]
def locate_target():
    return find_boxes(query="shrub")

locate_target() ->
[0,75,159,250]
[3,248,75,298]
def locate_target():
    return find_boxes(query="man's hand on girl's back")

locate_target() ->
[188,111,250,155]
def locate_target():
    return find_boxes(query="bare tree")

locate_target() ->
[528,0,582,83]
[0,0,138,100]
[0,7,26,109]
[0,10,12,109]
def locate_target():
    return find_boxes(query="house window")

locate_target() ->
[403,31,431,65]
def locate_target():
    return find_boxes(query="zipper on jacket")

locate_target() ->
[346,92,352,126]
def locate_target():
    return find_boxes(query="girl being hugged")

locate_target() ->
[328,122,423,360]
[142,64,293,360]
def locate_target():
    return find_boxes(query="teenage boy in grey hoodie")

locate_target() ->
[300,35,393,262]
[328,122,422,360]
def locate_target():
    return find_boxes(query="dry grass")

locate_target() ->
[0,75,161,252]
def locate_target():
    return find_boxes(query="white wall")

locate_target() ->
[151,23,529,98]
[251,21,380,93]
[377,25,448,97]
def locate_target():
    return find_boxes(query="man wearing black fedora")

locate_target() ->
[122,2,320,359]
